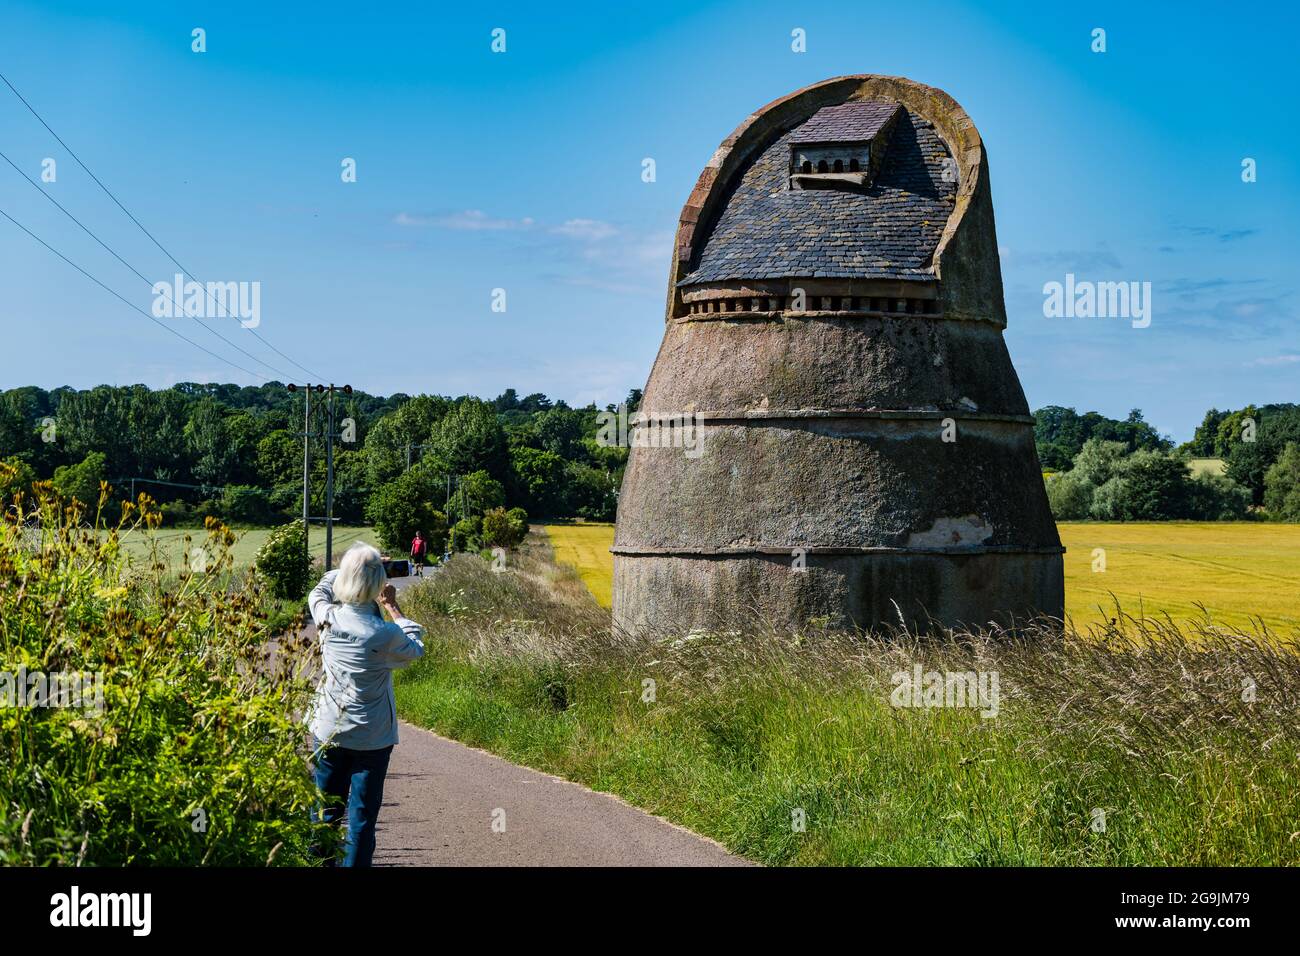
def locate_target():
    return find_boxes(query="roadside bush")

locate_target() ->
[255,519,312,600]
[449,515,482,552]
[268,484,301,517]
[482,506,527,549]
[507,506,529,540]
[0,477,325,864]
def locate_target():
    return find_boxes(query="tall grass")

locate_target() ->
[0,476,326,865]
[396,534,1300,866]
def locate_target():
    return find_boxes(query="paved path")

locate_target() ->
[374,720,747,866]
[308,569,749,867]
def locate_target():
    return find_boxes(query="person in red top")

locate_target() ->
[409,530,427,577]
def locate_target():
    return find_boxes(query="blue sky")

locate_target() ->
[1,0,1296,441]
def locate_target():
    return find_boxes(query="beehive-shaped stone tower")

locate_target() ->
[612,75,1064,635]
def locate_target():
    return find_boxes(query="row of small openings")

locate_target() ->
[686,296,941,316]
[799,158,860,174]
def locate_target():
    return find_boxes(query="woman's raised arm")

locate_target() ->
[308,569,341,631]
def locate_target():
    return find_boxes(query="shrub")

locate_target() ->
[506,506,529,541]
[51,451,111,518]
[449,515,482,552]
[482,506,527,549]
[268,483,301,517]
[219,484,273,524]
[255,519,312,600]
[0,485,325,864]
[1264,442,1300,521]
[1112,453,1197,519]
[160,499,198,526]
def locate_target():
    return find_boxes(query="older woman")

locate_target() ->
[306,543,425,866]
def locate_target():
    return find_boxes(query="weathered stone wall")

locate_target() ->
[613,552,1064,635]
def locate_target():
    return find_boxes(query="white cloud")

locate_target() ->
[551,218,619,242]
[393,210,535,230]
[1246,354,1300,367]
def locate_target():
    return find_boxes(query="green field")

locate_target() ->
[545,521,1300,635]
[111,525,379,571]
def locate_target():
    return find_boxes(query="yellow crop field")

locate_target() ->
[542,521,1300,635]
[542,522,616,607]
[1060,522,1299,633]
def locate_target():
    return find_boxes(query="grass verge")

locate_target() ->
[395,533,1300,866]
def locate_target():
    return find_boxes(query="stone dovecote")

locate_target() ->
[612,75,1065,636]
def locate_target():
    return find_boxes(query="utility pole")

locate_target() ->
[288,383,328,567]
[404,442,433,473]
[288,383,312,562]
[325,386,336,571]
[319,383,353,571]
[289,383,351,570]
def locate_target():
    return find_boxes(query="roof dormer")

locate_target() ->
[789,100,902,191]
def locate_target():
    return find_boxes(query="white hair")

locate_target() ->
[333,543,386,605]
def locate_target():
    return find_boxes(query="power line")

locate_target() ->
[0,147,296,381]
[0,68,326,382]
[0,206,267,382]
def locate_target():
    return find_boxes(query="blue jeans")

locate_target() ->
[311,740,393,867]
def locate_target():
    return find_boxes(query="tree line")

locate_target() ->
[1034,404,1300,521]
[0,382,639,553]
[3,386,1298,542]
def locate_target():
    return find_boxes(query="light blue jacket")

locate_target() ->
[305,570,425,750]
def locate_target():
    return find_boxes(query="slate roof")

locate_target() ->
[789,100,901,144]
[679,105,956,285]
